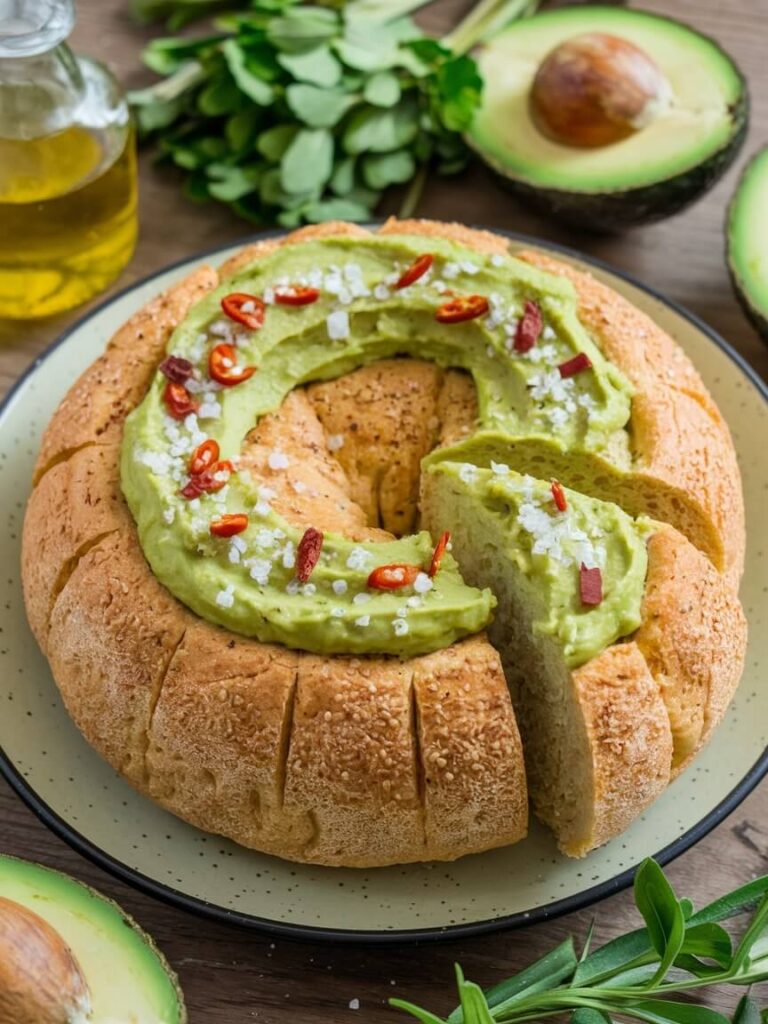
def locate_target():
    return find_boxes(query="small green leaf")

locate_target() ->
[734,997,761,1024]
[689,876,768,926]
[285,84,358,128]
[222,39,274,105]
[267,7,339,54]
[259,167,309,210]
[197,70,242,115]
[207,164,262,201]
[680,898,695,920]
[450,938,578,1022]
[389,999,447,1024]
[634,859,686,983]
[455,966,495,1024]
[133,96,187,133]
[226,107,261,152]
[142,34,223,74]
[361,149,414,189]
[363,70,402,106]
[278,46,342,86]
[257,124,299,162]
[280,127,334,194]
[330,155,356,195]
[436,54,483,132]
[679,922,733,968]
[335,38,399,72]
[303,197,373,223]
[573,928,651,988]
[572,1011,612,1024]
[342,98,419,154]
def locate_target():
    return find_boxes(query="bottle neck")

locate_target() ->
[0,0,75,58]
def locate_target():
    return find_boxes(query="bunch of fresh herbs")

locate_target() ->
[392,859,768,1023]
[128,0,537,226]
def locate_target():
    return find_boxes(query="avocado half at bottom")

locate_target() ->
[728,145,768,341]
[0,855,186,1024]
[468,6,748,231]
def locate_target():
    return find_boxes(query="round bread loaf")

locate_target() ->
[21,219,746,865]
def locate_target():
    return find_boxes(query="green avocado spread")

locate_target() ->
[121,233,645,659]
[423,463,653,668]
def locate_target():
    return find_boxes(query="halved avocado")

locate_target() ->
[0,855,186,1023]
[468,6,748,230]
[728,145,768,340]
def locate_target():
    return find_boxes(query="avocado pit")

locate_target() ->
[530,32,671,148]
[0,896,91,1024]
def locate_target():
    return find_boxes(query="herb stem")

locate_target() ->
[442,0,537,55]
[129,58,206,105]
[345,0,438,22]
[398,161,429,219]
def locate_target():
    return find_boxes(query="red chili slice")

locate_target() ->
[180,460,234,499]
[550,479,567,512]
[396,253,434,290]
[296,527,324,583]
[428,531,451,578]
[209,343,257,387]
[367,564,420,590]
[210,513,248,538]
[435,294,489,324]
[159,355,194,384]
[274,286,320,306]
[514,300,543,353]
[163,380,199,420]
[579,564,603,606]
[558,352,593,378]
[189,439,220,477]
[221,292,266,331]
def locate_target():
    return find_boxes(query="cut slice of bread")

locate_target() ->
[421,462,746,855]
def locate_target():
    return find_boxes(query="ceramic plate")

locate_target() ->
[2,231,766,942]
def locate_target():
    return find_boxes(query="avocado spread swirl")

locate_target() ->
[121,234,641,658]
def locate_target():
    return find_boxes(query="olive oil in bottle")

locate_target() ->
[0,1,138,319]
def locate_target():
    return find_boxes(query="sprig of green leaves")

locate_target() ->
[128,0,535,226]
[391,859,768,1024]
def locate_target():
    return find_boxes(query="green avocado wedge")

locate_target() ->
[468,7,748,231]
[0,855,186,1024]
[728,145,768,341]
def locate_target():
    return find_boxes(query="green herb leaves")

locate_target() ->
[128,0,501,226]
[392,859,768,1024]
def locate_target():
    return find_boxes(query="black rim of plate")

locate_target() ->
[1,227,766,945]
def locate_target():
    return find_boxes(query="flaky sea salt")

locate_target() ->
[413,572,433,594]
[268,450,290,471]
[326,310,350,340]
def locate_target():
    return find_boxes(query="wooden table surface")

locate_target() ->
[2,1,767,1020]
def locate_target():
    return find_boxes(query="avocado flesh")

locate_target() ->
[469,7,747,228]
[0,856,185,1024]
[728,146,768,340]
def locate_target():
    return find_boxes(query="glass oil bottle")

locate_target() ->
[0,0,138,319]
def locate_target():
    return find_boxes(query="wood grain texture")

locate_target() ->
[1,0,767,1019]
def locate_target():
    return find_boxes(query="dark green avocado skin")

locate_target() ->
[727,147,768,343]
[481,85,748,233]
[729,264,768,343]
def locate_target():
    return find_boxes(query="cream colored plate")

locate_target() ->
[2,232,766,941]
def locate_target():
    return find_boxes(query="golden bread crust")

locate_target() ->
[21,219,746,864]
[565,642,673,857]
[636,526,747,775]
